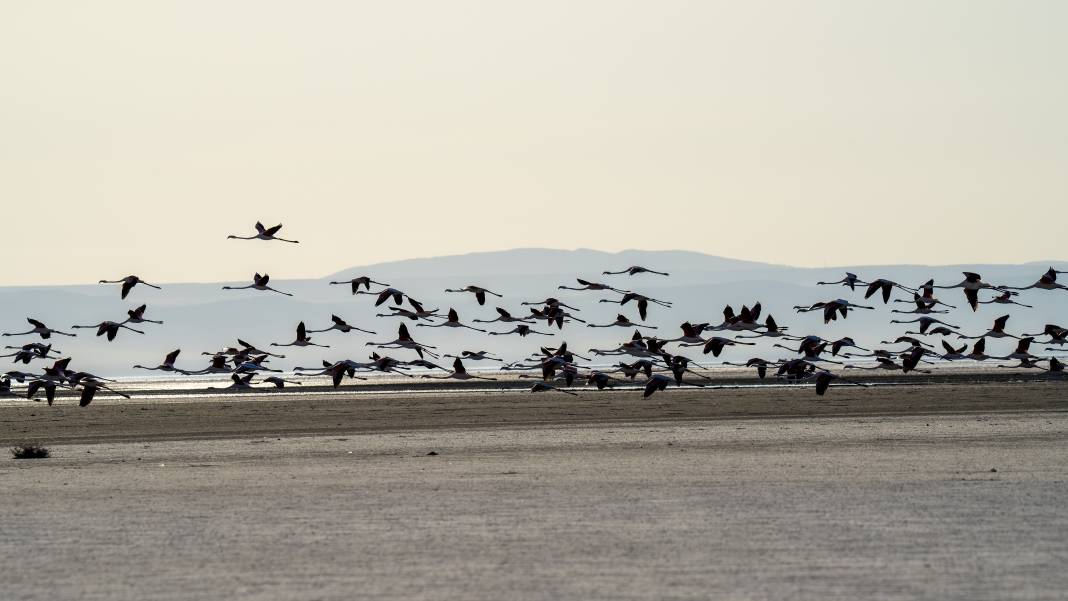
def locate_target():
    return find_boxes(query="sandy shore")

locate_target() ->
[2,381,1065,445]
[2,383,1066,600]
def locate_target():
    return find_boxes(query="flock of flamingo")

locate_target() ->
[2,222,1066,406]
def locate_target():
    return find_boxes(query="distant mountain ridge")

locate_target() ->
[325,248,783,281]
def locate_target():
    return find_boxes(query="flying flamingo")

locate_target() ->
[979,290,1032,308]
[599,292,672,321]
[123,304,163,325]
[1002,267,1068,292]
[444,285,502,306]
[99,275,161,299]
[264,376,302,388]
[956,315,1018,340]
[227,222,299,243]
[2,318,76,339]
[330,276,389,294]
[421,357,497,381]
[817,272,867,291]
[71,320,144,342]
[488,324,552,337]
[889,316,959,334]
[222,273,292,296]
[557,279,624,293]
[587,314,657,329]
[417,308,486,332]
[603,266,669,276]
[934,272,1000,311]
[133,349,188,373]
[306,315,375,335]
[473,307,535,325]
[366,323,439,359]
[271,322,329,348]
[444,350,503,362]
[864,278,916,304]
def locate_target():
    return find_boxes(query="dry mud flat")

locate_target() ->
[1,383,1066,600]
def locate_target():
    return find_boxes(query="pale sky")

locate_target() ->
[2,1,1066,286]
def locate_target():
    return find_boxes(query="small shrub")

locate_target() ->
[11,443,50,459]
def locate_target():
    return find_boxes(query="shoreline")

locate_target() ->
[3,381,1064,446]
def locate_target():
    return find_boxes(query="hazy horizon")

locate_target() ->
[4,1,1067,286]
[1,246,1066,288]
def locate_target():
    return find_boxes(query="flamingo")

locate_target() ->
[603,266,669,277]
[488,324,552,337]
[133,349,188,373]
[264,376,302,388]
[417,308,486,332]
[366,324,439,359]
[979,290,1032,308]
[444,350,503,362]
[905,326,957,337]
[903,279,957,309]
[890,294,949,315]
[404,359,450,371]
[330,276,389,294]
[829,337,870,356]
[99,275,161,299]
[356,287,413,307]
[599,292,671,321]
[376,298,442,321]
[714,303,765,332]
[642,374,676,398]
[3,318,76,339]
[1002,267,1068,292]
[662,322,711,345]
[994,337,1039,362]
[306,315,375,335]
[236,339,285,359]
[864,278,916,304]
[735,316,797,340]
[997,357,1045,370]
[939,340,969,361]
[585,371,624,390]
[795,299,874,323]
[71,320,144,342]
[222,273,292,296]
[473,307,535,325]
[188,354,233,375]
[587,314,656,329]
[1024,324,1067,347]
[421,357,497,381]
[444,285,502,306]
[557,279,624,293]
[520,297,581,311]
[699,336,755,357]
[271,322,329,348]
[816,272,867,291]
[889,316,959,335]
[76,378,130,407]
[814,371,869,396]
[227,222,299,243]
[934,272,1000,311]
[529,382,578,396]
[123,304,163,325]
[721,357,777,380]
[209,373,257,391]
[956,315,1018,340]
[879,335,933,349]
